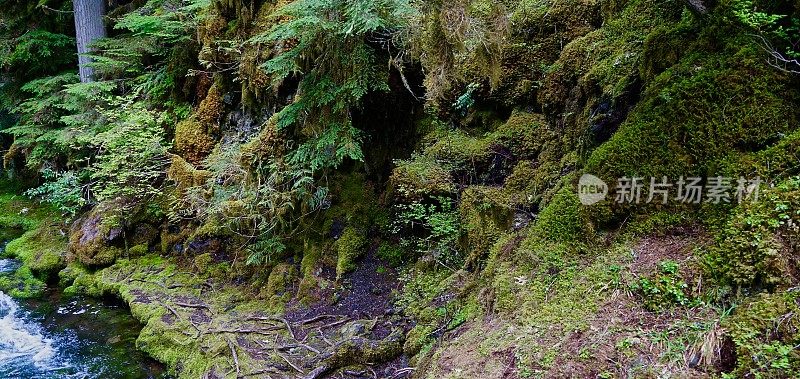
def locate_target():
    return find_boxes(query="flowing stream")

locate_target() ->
[0,258,167,378]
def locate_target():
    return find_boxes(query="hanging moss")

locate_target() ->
[174,118,216,165]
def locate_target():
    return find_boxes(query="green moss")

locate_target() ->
[4,222,67,273]
[326,172,381,229]
[585,39,799,224]
[459,187,514,267]
[128,243,149,257]
[174,118,216,165]
[296,238,324,302]
[0,266,45,298]
[389,155,455,202]
[404,323,437,357]
[723,290,800,378]
[173,82,223,165]
[0,192,55,230]
[376,241,405,267]
[263,262,296,304]
[191,253,230,279]
[335,227,368,280]
[530,185,590,244]
[730,127,800,181]
[702,177,800,290]
[166,154,211,194]
[62,264,103,297]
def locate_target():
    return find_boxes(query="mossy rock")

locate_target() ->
[128,244,149,257]
[335,227,368,280]
[702,177,800,290]
[4,222,67,274]
[62,263,103,297]
[459,186,515,267]
[297,239,325,303]
[723,290,800,378]
[389,156,456,202]
[167,154,211,194]
[0,266,45,298]
[68,202,125,267]
[263,262,297,302]
[529,184,592,244]
[325,172,382,231]
[376,241,406,267]
[584,40,799,225]
[174,118,216,165]
[240,118,286,164]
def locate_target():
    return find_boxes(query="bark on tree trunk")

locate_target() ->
[72,0,107,83]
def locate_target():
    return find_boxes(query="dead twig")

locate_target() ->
[227,338,241,378]
[277,343,321,354]
[299,314,336,325]
[318,318,350,330]
[278,353,304,375]
[174,301,211,310]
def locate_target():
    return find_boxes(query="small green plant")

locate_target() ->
[25,169,89,216]
[630,260,691,311]
[732,0,800,73]
[391,195,461,268]
[453,82,479,115]
[376,242,406,267]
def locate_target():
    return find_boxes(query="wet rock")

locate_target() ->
[68,202,127,267]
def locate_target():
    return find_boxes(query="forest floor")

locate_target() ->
[85,249,415,379]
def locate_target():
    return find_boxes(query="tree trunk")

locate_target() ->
[72,0,107,83]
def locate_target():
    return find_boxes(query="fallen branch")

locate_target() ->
[227,338,241,378]
[277,343,320,354]
[278,353,304,375]
[158,300,180,319]
[283,318,297,341]
[207,327,283,336]
[317,329,334,346]
[299,314,336,325]
[393,367,415,377]
[303,329,405,379]
[318,318,350,330]
[242,368,279,378]
[174,301,211,310]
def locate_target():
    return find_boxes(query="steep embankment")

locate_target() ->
[0,185,67,298]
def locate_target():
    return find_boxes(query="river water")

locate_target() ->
[0,258,167,379]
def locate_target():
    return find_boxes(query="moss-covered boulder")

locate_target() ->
[335,226,368,280]
[68,202,126,267]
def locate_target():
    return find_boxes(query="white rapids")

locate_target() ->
[0,290,59,376]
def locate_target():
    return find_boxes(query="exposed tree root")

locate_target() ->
[302,328,405,379]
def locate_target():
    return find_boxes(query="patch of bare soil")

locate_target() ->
[287,246,401,323]
[548,229,721,378]
[630,227,707,277]
[281,246,413,378]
